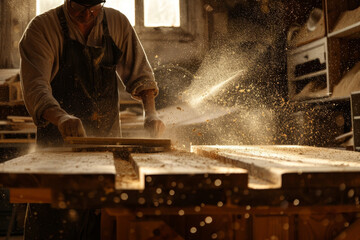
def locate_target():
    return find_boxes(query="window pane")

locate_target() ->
[144,0,180,27]
[36,0,62,15]
[36,0,135,26]
[105,0,135,25]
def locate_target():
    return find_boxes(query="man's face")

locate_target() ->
[67,0,103,25]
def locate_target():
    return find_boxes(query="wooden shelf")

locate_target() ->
[291,96,350,105]
[291,70,327,82]
[328,21,360,38]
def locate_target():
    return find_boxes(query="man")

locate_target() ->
[20,0,165,146]
[19,0,165,238]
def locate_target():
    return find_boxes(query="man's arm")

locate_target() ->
[42,107,86,138]
[140,90,165,138]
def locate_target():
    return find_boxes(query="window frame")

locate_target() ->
[134,0,193,42]
[36,0,194,41]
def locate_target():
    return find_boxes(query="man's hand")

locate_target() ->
[144,115,165,138]
[57,114,87,138]
[42,107,87,138]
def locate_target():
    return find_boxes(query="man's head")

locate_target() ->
[70,0,105,6]
[67,0,106,25]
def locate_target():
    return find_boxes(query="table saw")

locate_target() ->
[1,138,360,239]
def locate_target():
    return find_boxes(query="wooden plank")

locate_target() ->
[105,205,360,216]
[0,139,35,144]
[64,137,171,149]
[0,129,36,134]
[127,151,248,190]
[0,149,116,190]
[9,188,52,203]
[7,115,33,122]
[70,144,166,154]
[191,145,360,189]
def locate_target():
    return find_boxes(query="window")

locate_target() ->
[36,0,135,24]
[106,0,135,25]
[144,0,180,27]
[36,0,62,15]
[36,0,180,28]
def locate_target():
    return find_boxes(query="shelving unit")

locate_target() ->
[287,0,360,103]
[284,0,360,147]
[287,38,329,101]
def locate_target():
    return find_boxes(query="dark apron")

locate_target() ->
[25,7,122,240]
[37,6,122,147]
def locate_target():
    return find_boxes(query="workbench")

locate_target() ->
[1,144,360,239]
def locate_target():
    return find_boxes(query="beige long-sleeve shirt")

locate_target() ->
[19,4,158,126]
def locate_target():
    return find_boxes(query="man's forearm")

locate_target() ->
[140,89,157,117]
[42,107,68,126]
[139,89,165,137]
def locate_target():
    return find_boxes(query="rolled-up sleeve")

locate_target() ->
[19,17,61,126]
[111,10,158,99]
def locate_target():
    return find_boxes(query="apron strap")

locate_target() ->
[102,11,110,36]
[56,6,70,40]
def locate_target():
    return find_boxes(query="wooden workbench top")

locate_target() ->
[2,145,360,192]
[0,148,116,190]
[0,147,248,191]
[192,145,360,189]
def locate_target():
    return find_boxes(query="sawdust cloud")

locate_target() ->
[162,2,288,150]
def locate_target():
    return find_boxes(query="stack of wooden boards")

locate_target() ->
[0,115,36,144]
[0,69,22,103]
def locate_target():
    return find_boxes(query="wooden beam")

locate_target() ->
[105,204,360,216]
[9,188,52,203]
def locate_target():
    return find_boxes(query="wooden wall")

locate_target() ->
[0,0,36,68]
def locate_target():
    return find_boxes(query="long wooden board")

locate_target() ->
[191,145,360,189]
[0,148,116,190]
[64,137,171,149]
[70,144,166,154]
